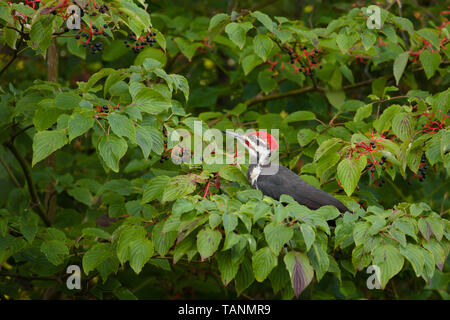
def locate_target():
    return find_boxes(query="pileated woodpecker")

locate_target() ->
[224,130,349,213]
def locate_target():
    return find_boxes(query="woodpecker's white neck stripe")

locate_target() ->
[249,165,262,189]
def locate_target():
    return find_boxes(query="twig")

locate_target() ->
[0,157,21,187]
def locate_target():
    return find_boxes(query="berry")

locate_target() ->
[75,34,80,40]
[159,159,164,163]
[382,166,385,170]
[371,168,375,173]
[103,24,108,29]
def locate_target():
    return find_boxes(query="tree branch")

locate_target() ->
[244,61,449,106]
[3,142,51,227]
[0,272,59,282]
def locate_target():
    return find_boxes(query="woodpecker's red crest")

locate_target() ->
[246,131,279,151]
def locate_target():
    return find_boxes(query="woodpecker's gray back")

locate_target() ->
[248,164,349,213]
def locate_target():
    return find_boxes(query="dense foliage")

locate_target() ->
[0,0,449,299]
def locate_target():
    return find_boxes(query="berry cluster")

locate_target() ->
[266,43,322,77]
[420,110,448,133]
[98,4,110,14]
[349,131,395,186]
[285,44,322,76]
[76,23,109,54]
[124,29,157,53]
[159,137,170,163]
[95,102,119,115]
[199,37,214,53]
[408,154,428,184]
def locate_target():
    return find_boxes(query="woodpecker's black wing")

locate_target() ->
[251,164,349,213]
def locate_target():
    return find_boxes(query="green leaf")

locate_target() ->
[264,223,293,255]
[108,113,136,144]
[392,112,414,141]
[399,243,424,277]
[219,165,248,184]
[285,111,315,122]
[68,113,94,142]
[283,251,314,297]
[225,22,253,49]
[142,175,170,203]
[162,175,197,202]
[82,228,111,240]
[252,247,277,282]
[117,226,147,264]
[209,13,229,30]
[197,228,222,260]
[242,54,263,75]
[235,257,255,295]
[32,130,68,166]
[40,240,69,266]
[54,92,82,110]
[152,222,177,257]
[83,243,113,274]
[423,239,445,271]
[257,69,277,94]
[67,187,92,206]
[337,157,363,196]
[297,129,317,147]
[419,50,441,79]
[251,11,274,32]
[253,34,274,61]
[300,224,315,251]
[393,52,409,85]
[133,88,171,114]
[129,238,154,274]
[362,30,377,50]
[336,32,359,54]
[174,37,202,60]
[372,244,404,289]
[308,243,329,281]
[216,250,241,286]
[97,135,128,172]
